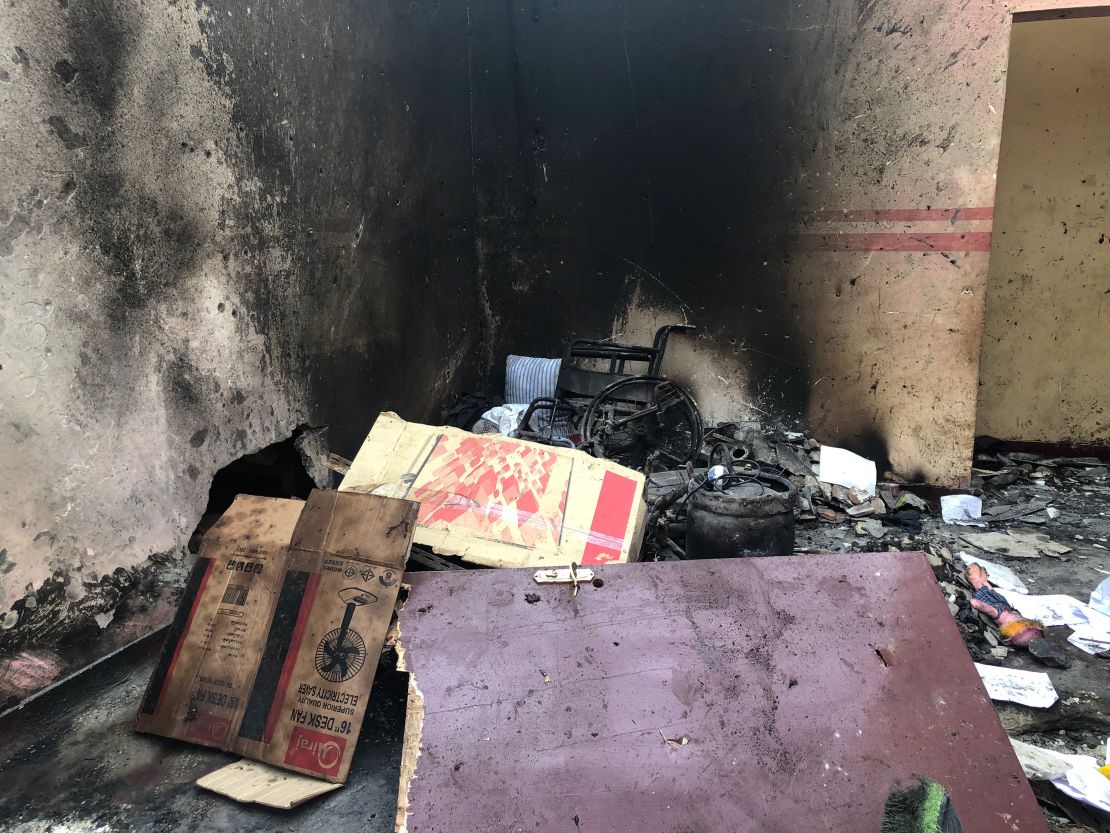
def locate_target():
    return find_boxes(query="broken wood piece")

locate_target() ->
[408,547,466,571]
[1010,739,1076,781]
[325,452,353,475]
[197,759,343,808]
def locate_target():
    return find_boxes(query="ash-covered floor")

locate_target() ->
[0,638,408,833]
[2,440,1107,833]
[795,449,1110,833]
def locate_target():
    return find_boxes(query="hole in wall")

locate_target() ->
[188,430,317,551]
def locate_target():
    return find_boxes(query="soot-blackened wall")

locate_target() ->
[4,0,1086,696]
[0,0,482,691]
[470,0,1054,487]
[469,0,811,423]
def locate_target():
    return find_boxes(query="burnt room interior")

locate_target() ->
[1,1,1109,832]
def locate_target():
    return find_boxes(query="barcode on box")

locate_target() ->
[221,584,250,606]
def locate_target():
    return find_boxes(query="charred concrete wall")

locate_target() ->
[479,1,1110,485]
[0,0,482,686]
[471,0,1020,485]
[3,0,1103,693]
[977,12,1110,445]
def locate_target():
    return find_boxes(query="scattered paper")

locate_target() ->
[974,662,1058,708]
[959,529,1072,558]
[1010,738,1083,780]
[999,591,1110,629]
[1091,576,1110,617]
[941,494,983,525]
[1011,739,1110,815]
[958,552,1029,594]
[1053,761,1110,815]
[817,446,876,496]
[1067,625,1110,656]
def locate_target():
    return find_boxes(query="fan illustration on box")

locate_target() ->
[314,587,377,683]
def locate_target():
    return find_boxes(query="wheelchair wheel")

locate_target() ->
[581,375,703,471]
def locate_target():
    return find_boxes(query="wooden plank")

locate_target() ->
[395,554,1046,833]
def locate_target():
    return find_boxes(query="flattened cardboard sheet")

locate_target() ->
[339,412,646,568]
[136,489,417,783]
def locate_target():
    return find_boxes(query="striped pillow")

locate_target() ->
[505,355,573,437]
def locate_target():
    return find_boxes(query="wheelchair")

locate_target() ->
[517,324,703,472]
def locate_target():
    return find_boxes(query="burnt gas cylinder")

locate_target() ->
[685,473,796,559]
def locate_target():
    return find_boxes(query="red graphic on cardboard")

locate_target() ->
[185,712,231,744]
[411,436,569,547]
[580,471,638,564]
[284,727,346,777]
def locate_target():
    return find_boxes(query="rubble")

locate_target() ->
[640,424,1109,830]
[1012,738,1110,821]
[5,393,1107,832]
[397,408,1107,829]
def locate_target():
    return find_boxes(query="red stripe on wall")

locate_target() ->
[154,558,215,716]
[262,572,321,743]
[581,471,639,565]
[811,207,994,222]
[798,231,992,252]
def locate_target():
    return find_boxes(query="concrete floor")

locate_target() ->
[0,636,406,832]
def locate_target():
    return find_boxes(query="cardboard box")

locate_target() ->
[338,412,647,568]
[136,489,416,783]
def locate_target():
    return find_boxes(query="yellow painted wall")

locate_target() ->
[977,15,1110,443]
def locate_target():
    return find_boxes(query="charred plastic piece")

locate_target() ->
[685,471,795,558]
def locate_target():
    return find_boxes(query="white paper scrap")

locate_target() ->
[817,446,876,496]
[1091,576,1110,617]
[1067,626,1110,656]
[1053,762,1110,815]
[942,494,983,525]
[997,591,1108,628]
[958,552,1028,594]
[479,403,529,436]
[1010,738,1089,780]
[974,662,1058,708]
[1011,739,1110,816]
